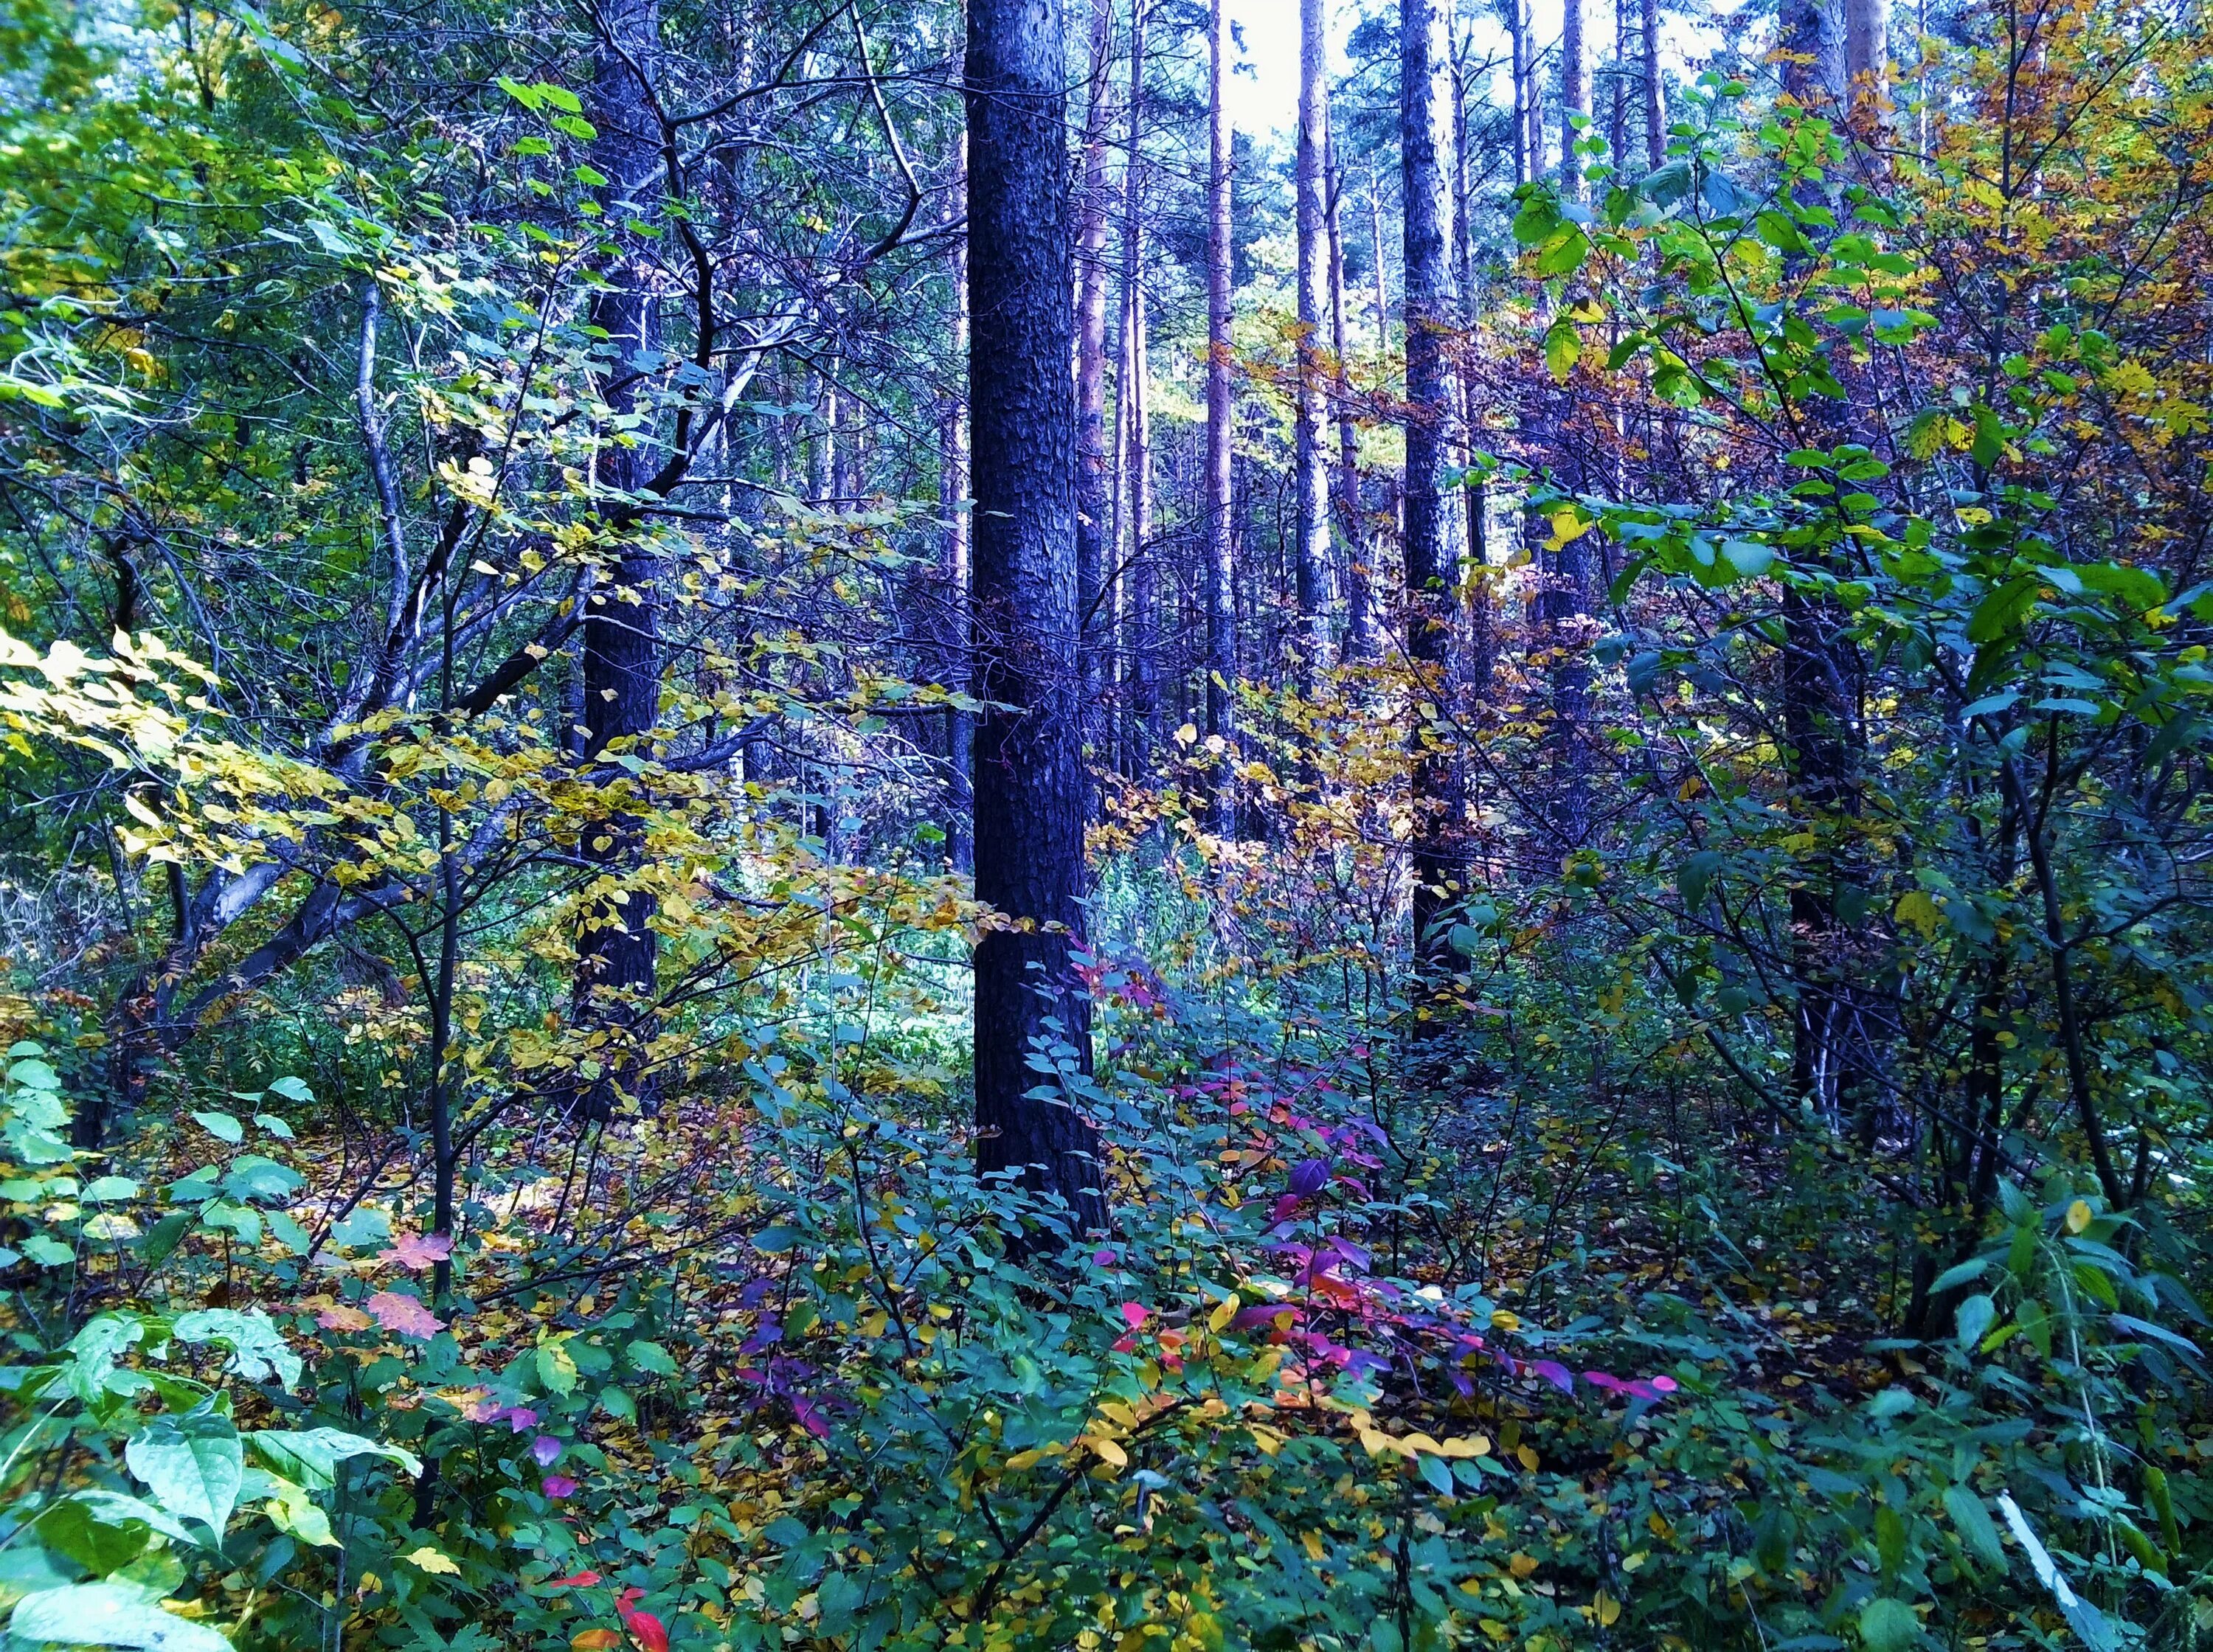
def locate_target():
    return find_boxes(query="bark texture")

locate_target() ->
[1292,0,1332,680]
[966,0,1104,1229]
[1202,0,1237,825]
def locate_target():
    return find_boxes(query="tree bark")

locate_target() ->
[1292,0,1332,684]
[1508,0,1530,187]
[1402,0,1462,973]
[1779,0,1846,103]
[1843,0,1887,114]
[1560,0,1589,199]
[1326,126,1371,662]
[966,0,1104,1230]
[1121,0,1157,758]
[1203,0,1237,828]
[1641,0,1664,170]
[576,0,666,1113]
[1075,0,1113,792]
[943,136,974,875]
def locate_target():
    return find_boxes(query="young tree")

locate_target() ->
[966,0,1105,1227]
[1292,0,1333,681]
[942,138,974,875]
[1121,0,1159,756]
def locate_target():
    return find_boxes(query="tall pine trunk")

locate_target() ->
[1075,0,1113,796]
[1292,0,1332,682]
[1326,127,1371,662]
[1121,0,1157,759]
[966,0,1104,1229]
[1202,0,1237,827]
[1402,0,1461,973]
[943,137,974,875]
[1641,0,1664,169]
[575,0,665,1114]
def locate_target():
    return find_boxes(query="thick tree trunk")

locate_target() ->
[1402,0,1462,974]
[1292,0,1332,683]
[576,0,665,1113]
[1203,0,1237,829]
[1843,0,1887,113]
[1075,0,1113,791]
[1779,0,1846,103]
[966,0,1104,1229]
[943,138,974,875]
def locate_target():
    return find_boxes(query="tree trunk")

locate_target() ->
[1203,0,1237,828]
[1843,0,1886,114]
[943,137,974,875]
[1641,0,1663,169]
[1560,0,1588,199]
[966,0,1104,1229]
[576,0,665,1114]
[1508,0,1530,187]
[1402,0,1461,972]
[1779,0,1846,103]
[1292,0,1332,684]
[1326,126,1371,662]
[1121,0,1157,759]
[1075,0,1113,797]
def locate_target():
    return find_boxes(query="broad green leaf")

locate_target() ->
[7,1583,232,1651]
[125,1412,243,1537]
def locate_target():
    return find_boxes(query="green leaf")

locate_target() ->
[626,1339,678,1377]
[1954,1293,1995,1351]
[536,1343,578,1396]
[173,1309,299,1389]
[1416,1452,1455,1496]
[1942,1486,2006,1570]
[35,1496,153,1576]
[1543,320,1580,384]
[1857,1596,1921,1650]
[7,1583,233,1651]
[189,1111,243,1145]
[249,1428,420,1492]
[125,1411,244,1537]
[1967,577,2038,645]
[263,1076,312,1103]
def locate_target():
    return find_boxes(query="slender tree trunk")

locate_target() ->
[943,137,974,875]
[1326,128,1371,662]
[1122,0,1158,759]
[1203,0,1237,827]
[1402,0,1461,974]
[1075,0,1113,796]
[1292,0,1332,684]
[1508,0,1530,187]
[576,0,665,1114]
[1641,0,1663,168]
[1561,0,1588,198]
[966,0,1104,1229]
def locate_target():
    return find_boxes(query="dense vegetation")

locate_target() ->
[1,0,2209,1645]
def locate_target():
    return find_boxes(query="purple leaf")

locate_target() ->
[531,1434,564,1467]
[1288,1159,1331,1198]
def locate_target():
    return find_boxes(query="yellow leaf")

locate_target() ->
[1516,1444,1540,1471]
[1208,1293,1240,1334]
[1438,1434,1491,1459]
[403,1547,460,1576]
[1509,1552,1539,1578]
[1896,889,1942,939]
[1302,1530,1326,1562]
[572,1632,623,1651]
[1593,1589,1622,1628]
[1089,1436,1128,1469]
[2065,1199,2093,1234]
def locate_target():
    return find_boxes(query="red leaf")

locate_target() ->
[617,1595,669,1652]
[365,1289,446,1339]
[381,1232,454,1269]
[1119,1302,1148,1330]
[547,1570,601,1589]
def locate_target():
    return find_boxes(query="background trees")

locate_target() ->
[1,0,2210,1648]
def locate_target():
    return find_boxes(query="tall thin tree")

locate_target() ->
[1292,0,1332,682]
[575,0,665,1112]
[1202,0,1237,827]
[1402,0,1461,971]
[941,136,974,875]
[1121,0,1157,757]
[1075,0,1114,788]
[966,0,1104,1228]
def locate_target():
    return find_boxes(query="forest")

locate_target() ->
[0,0,2209,1643]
